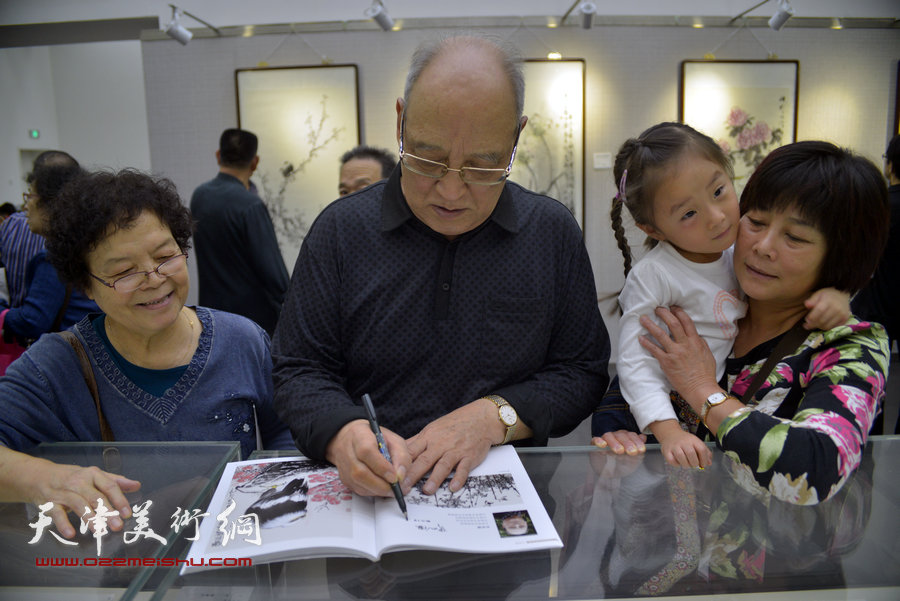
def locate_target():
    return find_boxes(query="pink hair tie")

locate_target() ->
[616,169,628,203]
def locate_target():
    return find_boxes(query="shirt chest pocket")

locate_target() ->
[480,295,550,377]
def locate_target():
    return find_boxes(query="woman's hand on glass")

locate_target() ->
[25,457,141,538]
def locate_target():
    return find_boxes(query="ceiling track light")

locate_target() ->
[768,0,795,31]
[164,3,221,45]
[164,8,191,45]
[728,0,796,31]
[579,2,597,30]
[365,0,395,32]
[560,0,597,29]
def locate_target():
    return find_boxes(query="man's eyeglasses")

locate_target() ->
[398,111,520,186]
[90,253,188,293]
[22,192,37,205]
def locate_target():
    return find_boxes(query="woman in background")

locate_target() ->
[2,153,98,345]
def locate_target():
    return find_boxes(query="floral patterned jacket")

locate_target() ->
[715,319,888,504]
[592,319,889,505]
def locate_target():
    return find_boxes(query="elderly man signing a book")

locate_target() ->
[272,34,609,500]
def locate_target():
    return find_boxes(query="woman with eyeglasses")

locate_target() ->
[2,154,99,350]
[0,169,294,538]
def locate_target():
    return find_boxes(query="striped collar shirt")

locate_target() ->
[0,212,46,307]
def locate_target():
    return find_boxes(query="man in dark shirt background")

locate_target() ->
[191,128,289,336]
[338,145,396,197]
[273,34,609,500]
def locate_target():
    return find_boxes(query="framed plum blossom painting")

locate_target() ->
[510,59,585,230]
[236,65,360,268]
[679,60,798,193]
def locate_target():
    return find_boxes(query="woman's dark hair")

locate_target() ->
[46,169,193,292]
[740,141,889,293]
[611,122,733,278]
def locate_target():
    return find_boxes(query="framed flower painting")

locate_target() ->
[679,60,798,193]
[236,65,360,268]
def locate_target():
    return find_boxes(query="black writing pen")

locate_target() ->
[361,393,408,520]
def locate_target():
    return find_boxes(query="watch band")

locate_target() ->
[700,392,734,430]
[485,394,517,445]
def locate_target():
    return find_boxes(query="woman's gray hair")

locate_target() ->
[403,33,525,121]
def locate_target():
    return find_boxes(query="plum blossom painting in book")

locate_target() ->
[236,65,360,268]
[679,60,798,195]
[181,446,561,571]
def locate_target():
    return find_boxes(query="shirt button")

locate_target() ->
[441,283,450,291]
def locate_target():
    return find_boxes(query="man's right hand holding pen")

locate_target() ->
[325,419,412,499]
[325,395,533,501]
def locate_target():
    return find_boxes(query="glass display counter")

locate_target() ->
[0,441,240,601]
[1,438,898,600]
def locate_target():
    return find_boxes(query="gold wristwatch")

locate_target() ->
[700,391,732,428]
[484,394,517,445]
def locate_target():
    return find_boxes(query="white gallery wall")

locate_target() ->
[137,24,900,328]
[1,20,898,347]
[0,40,151,196]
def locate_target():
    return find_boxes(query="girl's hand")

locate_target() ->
[660,430,712,469]
[651,419,712,468]
[804,287,851,330]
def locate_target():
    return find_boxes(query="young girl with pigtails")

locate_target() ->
[600,122,849,469]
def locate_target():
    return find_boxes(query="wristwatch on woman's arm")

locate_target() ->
[700,391,738,430]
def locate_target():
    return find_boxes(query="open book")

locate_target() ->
[181,445,561,573]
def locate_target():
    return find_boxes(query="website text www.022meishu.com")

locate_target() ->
[35,557,252,568]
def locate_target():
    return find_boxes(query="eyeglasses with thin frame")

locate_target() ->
[398,111,521,186]
[22,192,37,205]
[90,253,188,293]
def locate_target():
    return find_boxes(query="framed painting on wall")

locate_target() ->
[679,59,798,193]
[510,58,585,229]
[236,64,360,267]
[894,60,899,136]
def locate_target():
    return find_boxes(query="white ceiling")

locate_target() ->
[1,0,897,28]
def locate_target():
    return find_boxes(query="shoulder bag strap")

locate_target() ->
[57,330,114,442]
[739,319,810,404]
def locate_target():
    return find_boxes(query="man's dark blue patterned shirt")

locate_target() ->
[272,168,610,460]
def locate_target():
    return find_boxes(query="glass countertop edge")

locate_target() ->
[37,441,246,448]
[250,435,899,460]
[118,441,241,601]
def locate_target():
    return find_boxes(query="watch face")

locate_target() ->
[707,392,728,406]
[498,405,517,426]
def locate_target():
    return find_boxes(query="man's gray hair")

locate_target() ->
[403,33,525,121]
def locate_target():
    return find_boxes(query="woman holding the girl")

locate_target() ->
[594,123,890,504]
